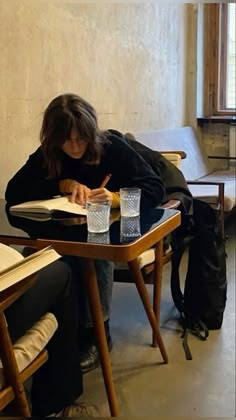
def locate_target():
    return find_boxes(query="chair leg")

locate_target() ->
[0,314,31,416]
[128,258,168,364]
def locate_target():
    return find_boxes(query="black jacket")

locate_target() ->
[5,131,166,209]
[109,130,192,214]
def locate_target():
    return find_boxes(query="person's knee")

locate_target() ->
[21,250,74,295]
[38,260,73,297]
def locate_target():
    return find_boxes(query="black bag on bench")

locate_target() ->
[170,199,227,360]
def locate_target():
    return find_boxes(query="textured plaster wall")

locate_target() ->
[0,0,189,198]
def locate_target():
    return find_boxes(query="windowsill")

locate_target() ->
[197,116,236,126]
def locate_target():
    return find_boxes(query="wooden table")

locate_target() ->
[0,200,181,416]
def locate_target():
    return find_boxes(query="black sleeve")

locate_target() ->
[156,155,193,213]
[5,148,61,206]
[106,131,165,208]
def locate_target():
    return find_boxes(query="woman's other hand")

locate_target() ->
[59,179,91,205]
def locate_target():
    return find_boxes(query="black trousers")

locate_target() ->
[5,260,83,416]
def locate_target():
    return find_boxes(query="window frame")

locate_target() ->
[204,3,236,117]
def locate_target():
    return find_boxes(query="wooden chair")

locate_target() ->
[114,151,185,344]
[0,274,58,416]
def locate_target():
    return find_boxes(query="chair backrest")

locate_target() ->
[0,275,58,416]
[134,126,213,180]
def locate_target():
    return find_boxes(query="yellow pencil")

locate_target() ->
[100,174,112,188]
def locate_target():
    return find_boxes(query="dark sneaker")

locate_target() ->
[80,335,113,373]
[79,344,100,373]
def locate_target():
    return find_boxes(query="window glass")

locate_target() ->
[226,3,235,110]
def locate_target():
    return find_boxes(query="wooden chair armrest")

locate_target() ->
[186,180,225,237]
[161,151,186,159]
[186,180,225,207]
[186,180,225,205]
[208,155,236,160]
[0,273,38,313]
[187,180,224,186]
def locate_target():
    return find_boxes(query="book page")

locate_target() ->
[0,244,24,272]
[10,197,68,212]
[10,196,87,215]
[0,246,61,292]
[40,196,69,210]
[55,201,87,215]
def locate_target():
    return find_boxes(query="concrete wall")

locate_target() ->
[201,123,232,170]
[0,1,193,198]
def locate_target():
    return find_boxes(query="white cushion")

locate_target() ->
[0,312,58,389]
[115,243,172,272]
[115,248,155,271]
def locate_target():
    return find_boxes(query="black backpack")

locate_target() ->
[170,199,227,360]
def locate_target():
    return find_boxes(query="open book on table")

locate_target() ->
[9,196,87,217]
[0,244,61,292]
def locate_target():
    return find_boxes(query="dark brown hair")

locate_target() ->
[40,93,108,178]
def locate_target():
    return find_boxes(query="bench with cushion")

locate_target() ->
[133,126,236,236]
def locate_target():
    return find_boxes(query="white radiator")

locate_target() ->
[229,125,236,168]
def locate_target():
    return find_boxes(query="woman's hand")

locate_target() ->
[88,188,113,203]
[59,179,91,206]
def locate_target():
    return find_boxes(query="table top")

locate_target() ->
[0,199,181,261]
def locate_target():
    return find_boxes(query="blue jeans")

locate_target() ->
[63,257,114,327]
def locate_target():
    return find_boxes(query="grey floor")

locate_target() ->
[83,215,235,418]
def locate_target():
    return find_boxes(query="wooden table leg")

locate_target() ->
[128,258,168,364]
[81,258,119,417]
[152,239,163,347]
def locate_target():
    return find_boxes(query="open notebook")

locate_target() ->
[10,196,87,217]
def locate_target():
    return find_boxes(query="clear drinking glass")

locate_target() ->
[86,200,111,233]
[87,231,110,244]
[120,188,141,217]
[120,216,141,243]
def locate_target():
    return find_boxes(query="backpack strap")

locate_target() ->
[170,229,209,360]
[181,321,192,360]
[179,313,209,360]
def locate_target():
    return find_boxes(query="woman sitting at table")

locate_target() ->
[5,93,165,373]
